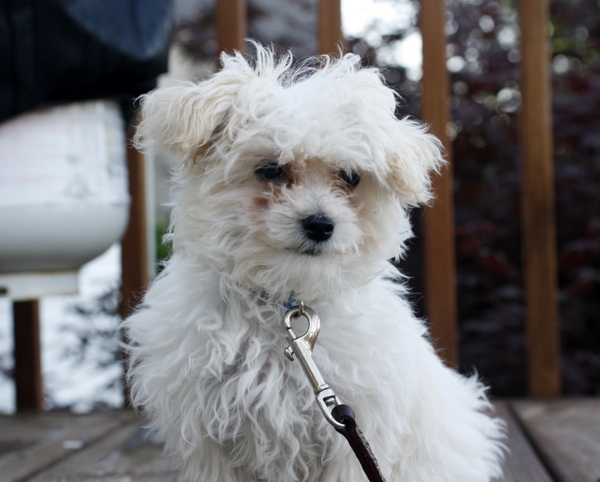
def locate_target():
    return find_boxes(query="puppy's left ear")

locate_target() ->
[387,119,446,207]
[133,52,254,156]
[134,81,238,156]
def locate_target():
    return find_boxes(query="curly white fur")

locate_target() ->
[124,44,505,481]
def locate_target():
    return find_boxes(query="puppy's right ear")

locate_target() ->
[134,68,246,155]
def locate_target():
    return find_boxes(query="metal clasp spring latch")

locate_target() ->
[283,301,345,430]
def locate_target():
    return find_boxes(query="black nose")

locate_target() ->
[301,214,334,242]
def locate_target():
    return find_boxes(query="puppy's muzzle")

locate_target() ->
[301,214,334,243]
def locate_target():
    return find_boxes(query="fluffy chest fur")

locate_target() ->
[126,258,503,481]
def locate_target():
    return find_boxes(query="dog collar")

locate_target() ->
[282,290,299,310]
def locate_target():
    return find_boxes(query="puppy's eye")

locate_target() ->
[256,163,285,181]
[339,170,361,188]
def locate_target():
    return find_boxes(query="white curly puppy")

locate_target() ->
[124,45,505,481]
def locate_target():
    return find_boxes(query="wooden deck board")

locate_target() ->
[494,401,553,482]
[1,400,598,481]
[27,421,178,482]
[0,410,136,481]
[511,399,600,482]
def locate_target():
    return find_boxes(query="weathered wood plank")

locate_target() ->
[420,0,459,367]
[27,419,178,481]
[512,399,600,481]
[0,411,136,481]
[1,401,596,480]
[494,401,553,481]
[518,0,561,397]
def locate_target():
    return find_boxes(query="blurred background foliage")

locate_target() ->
[445,0,600,397]
[174,0,600,396]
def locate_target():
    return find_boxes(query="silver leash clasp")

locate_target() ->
[283,302,345,430]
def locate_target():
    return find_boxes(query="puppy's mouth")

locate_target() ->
[285,245,325,256]
[299,246,323,256]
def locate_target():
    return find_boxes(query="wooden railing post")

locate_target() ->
[13,300,44,411]
[518,0,561,397]
[120,122,150,322]
[420,0,459,367]
[216,0,247,55]
[120,120,151,405]
[318,0,345,55]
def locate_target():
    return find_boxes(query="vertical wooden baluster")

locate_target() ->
[120,119,150,405]
[420,0,459,367]
[13,299,44,411]
[519,0,561,397]
[319,0,345,55]
[120,120,150,322]
[216,0,247,56]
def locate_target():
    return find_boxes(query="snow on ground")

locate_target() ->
[0,300,13,413]
[0,244,124,414]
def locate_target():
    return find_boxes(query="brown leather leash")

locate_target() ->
[283,301,386,482]
[332,404,386,482]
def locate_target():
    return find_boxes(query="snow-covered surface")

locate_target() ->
[0,245,124,414]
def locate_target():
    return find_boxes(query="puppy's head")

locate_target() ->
[136,45,444,302]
